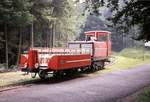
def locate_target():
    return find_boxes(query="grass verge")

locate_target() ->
[0,72,39,88]
[94,55,150,75]
[97,48,150,74]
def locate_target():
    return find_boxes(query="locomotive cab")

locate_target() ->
[85,31,110,42]
[68,31,111,72]
[68,31,111,60]
[85,31,112,60]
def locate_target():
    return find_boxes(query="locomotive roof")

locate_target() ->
[84,30,111,34]
[69,41,94,43]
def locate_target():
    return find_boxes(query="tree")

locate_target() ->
[0,0,33,68]
[83,0,150,41]
[32,0,82,47]
[0,0,86,67]
[107,0,150,41]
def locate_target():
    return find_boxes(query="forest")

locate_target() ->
[0,0,149,69]
[0,0,85,69]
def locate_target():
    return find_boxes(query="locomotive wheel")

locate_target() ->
[96,65,100,71]
[91,64,96,72]
[93,64,98,71]
[53,71,64,78]
[93,62,100,71]
[31,73,37,78]
[64,70,73,76]
[100,61,105,69]
[38,70,48,79]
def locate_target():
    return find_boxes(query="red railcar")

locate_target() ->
[19,31,111,79]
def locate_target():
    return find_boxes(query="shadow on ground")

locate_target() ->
[3,69,104,88]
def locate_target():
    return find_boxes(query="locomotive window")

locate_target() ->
[23,51,28,54]
[86,36,91,41]
[68,43,80,49]
[81,44,93,55]
[86,36,96,41]
[81,44,92,49]
[98,35,107,42]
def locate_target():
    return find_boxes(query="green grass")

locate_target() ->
[136,87,150,102]
[0,72,39,88]
[109,56,149,69]
[119,48,150,60]
[95,56,150,75]
[98,48,150,74]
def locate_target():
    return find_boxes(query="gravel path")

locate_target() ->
[0,64,150,102]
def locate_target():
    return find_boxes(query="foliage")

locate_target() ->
[137,87,150,102]
[107,0,150,41]
[0,0,34,66]
[83,0,150,41]
[53,0,78,46]
[0,0,86,66]
[32,0,87,47]
[83,0,104,15]
[0,0,33,26]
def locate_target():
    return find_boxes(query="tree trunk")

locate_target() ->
[4,24,8,69]
[122,31,124,49]
[53,21,56,47]
[31,22,34,48]
[49,22,53,48]
[16,27,22,67]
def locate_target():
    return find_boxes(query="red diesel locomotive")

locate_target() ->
[19,31,112,79]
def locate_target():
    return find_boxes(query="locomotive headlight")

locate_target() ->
[34,63,39,69]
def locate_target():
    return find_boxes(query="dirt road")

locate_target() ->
[0,64,150,102]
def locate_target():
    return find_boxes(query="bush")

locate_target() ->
[137,88,150,102]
